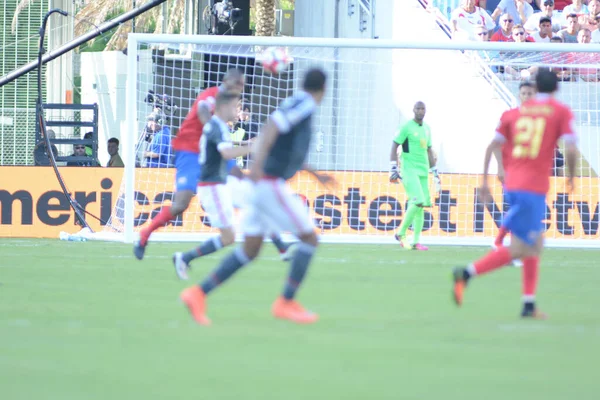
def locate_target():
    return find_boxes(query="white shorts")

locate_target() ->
[197,183,234,229]
[226,176,254,209]
[242,178,314,237]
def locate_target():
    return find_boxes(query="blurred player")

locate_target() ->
[389,101,441,250]
[452,69,577,318]
[180,68,332,325]
[172,92,252,279]
[133,69,245,260]
[493,81,537,268]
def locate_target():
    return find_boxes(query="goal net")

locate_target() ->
[97,35,600,248]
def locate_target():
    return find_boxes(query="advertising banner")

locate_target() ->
[1,167,599,241]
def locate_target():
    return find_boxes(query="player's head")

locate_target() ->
[518,81,536,104]
[215,91,240,123]
[222,68,245,95]
[302,68,327,104]
[413,101,426,123]
[535,68,559,94]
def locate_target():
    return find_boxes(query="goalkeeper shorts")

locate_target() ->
[402,173,431,207]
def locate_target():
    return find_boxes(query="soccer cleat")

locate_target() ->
[133,239,146,260]
[180,286,211,326]
[452,267,468,306]
[394,233,409,248]
[272,296,319,324]
[412,243,429,251]
[172,252,190,280]
[279,243,296,262]
[521,308,548,320]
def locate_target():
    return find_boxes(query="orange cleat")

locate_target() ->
[180,286,211,326]
[452,267,467,307]
[272,296,319,324]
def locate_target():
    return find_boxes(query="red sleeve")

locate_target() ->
[496,110,513,141]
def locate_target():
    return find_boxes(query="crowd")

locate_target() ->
[450,0,600,81]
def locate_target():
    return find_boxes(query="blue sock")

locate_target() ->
[283,242,316,300]
[182,236,223,264]
[200,247,250,295]
[271,234,289,253]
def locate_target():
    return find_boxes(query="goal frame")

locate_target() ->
[103,34,600,248]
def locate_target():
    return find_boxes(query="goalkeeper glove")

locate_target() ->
[390,161,401,183]
[431,167,442,194]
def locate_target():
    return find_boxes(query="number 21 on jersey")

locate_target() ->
[513,116,546,159]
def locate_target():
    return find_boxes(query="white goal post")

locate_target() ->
[93,34,600,248]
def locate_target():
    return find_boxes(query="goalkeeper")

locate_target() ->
[389,101,441,250]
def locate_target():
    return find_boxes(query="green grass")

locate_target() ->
[1,240,598,400]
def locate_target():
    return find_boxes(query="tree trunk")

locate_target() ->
[255,0,275,36]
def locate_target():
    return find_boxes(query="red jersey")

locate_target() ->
[172,86,219,153]
[496,95,575,194]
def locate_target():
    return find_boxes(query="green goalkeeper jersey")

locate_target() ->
[393,120,432,177]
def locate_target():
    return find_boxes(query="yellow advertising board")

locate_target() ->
[1,167,599,240]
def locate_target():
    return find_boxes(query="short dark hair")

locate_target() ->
[539,17,552,25]
[84,131,93,139]
[567,13,578,20]
[535,68,558,94]
[215,91,240,107]
[223,68,244,85]
[519,81,535,90]
[108,137,119,146]
[302,68,327,92]
[550,36,563,42]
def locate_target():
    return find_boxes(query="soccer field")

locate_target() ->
[1,239,598,400]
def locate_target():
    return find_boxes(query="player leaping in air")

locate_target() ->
[492,81,536,268]
[171,91,252,280]
[452,69,577,319]
[180,68,333,325]
[389,101,441,250]
[134,69,291,261]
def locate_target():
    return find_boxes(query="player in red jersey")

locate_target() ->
[493,81,536,263]
[134,69,245,260]
[452,69,577,318]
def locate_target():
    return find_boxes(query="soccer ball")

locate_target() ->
[258,47,292,74]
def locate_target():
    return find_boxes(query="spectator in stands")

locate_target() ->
[33,129,58,166]
[491,0,535,25]
[561,0,589,25]
[549,0,572,11]
[558,13,581,41]
[492,13,516,40]
[524,0,563,32]
[592,14,600,41]
[573,28,600,81]
[83,131,94,156]
[579,0,600,29]
[451,0,496,41]
[107,137,124,167]
[504,25,537,79]
[67,144,96,167]
[144,112,173,168]
[532,16,555,40]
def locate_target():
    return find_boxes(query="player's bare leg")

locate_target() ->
[180,235,263,325]
[272,231,319,324]
[134,189,195,260]
[173,227,236,280]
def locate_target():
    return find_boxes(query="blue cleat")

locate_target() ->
[133,239,146,260]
